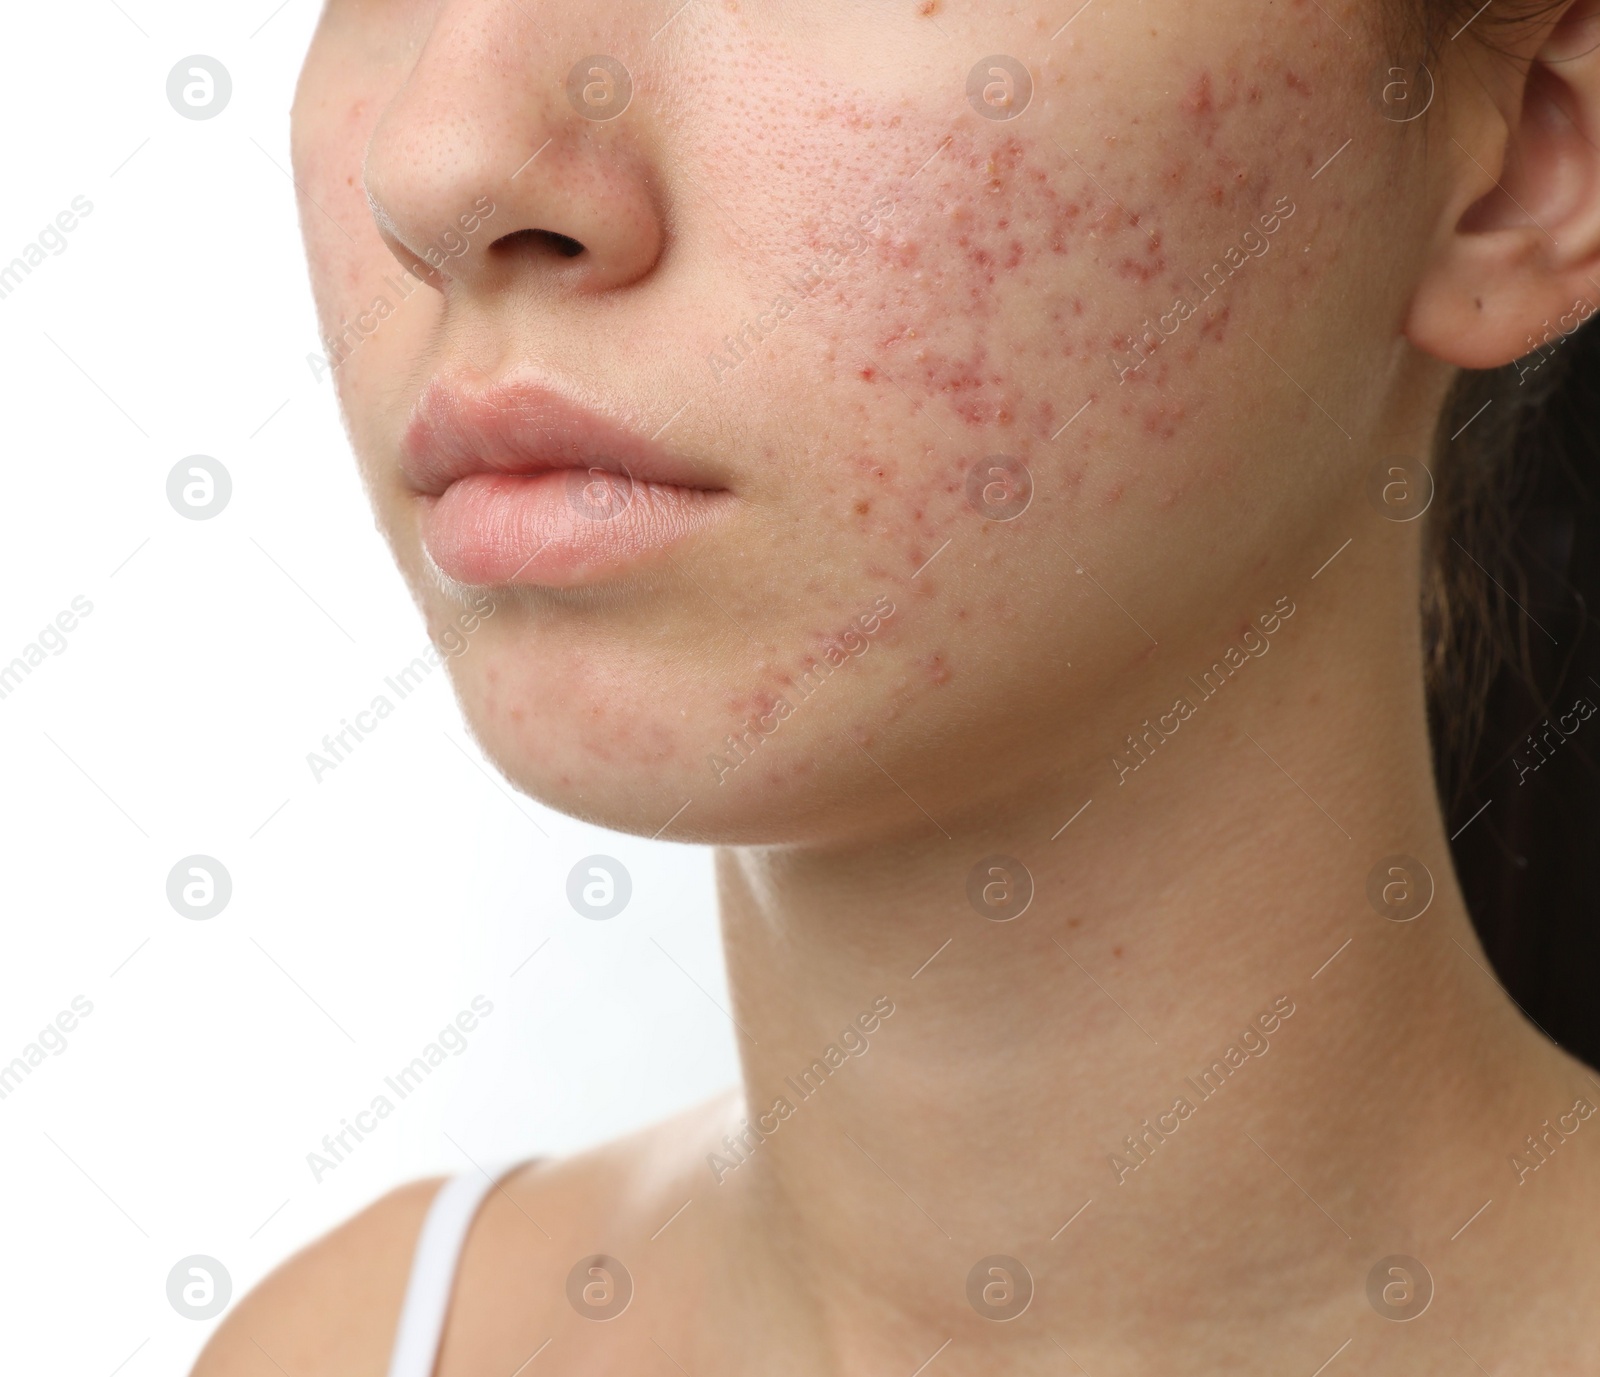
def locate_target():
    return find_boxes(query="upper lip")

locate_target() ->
[400,372,727,498]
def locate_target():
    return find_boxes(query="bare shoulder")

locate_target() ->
[190,1094,734,1377]
[189,1176,445,1377]
[437,1097,736,1377]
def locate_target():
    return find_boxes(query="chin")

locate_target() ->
[432,596,965,846]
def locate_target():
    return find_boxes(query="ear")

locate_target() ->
[1406,0,1600,370]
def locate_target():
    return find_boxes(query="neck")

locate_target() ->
[701,514,1579,1367]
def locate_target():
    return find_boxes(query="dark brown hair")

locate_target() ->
[1410,0,1600,1062]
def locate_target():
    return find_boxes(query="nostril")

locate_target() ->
[492,227,586,259]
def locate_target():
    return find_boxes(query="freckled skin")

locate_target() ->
[291,0,1423,845]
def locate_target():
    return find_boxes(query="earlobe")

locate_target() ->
[1405,0,1600,371]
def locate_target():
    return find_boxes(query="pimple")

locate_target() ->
[1198,305,1231,343]
[1182,71,1217,121]
[1143,400,1191,440]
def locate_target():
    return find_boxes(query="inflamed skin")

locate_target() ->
[194,1,1600,1375]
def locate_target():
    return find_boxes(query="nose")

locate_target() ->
[362,2,663,297]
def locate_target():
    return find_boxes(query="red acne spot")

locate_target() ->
[859,364,878,382]
[888,239,922,269]
[1112,946,1124,958]
[1143,400,1190,440]
[1285,69,1312,95]
[980,137,1026,188]
[1199,305,1231,343]
[1180,67,1247,149]
[1094,201,1125,234]
[1181,71,1215,121]
[1115,249,1167,284]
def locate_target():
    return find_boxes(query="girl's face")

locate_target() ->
[292,0,1430,844]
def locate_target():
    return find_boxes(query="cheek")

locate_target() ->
[668,27,1378,771]
[700,36,1353,567]
[293,89,380,306]
[293,84,446,504]
[292,62,439,368]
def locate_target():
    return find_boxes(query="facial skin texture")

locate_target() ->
[290,0,1438,844]
[196,2,1600,1376]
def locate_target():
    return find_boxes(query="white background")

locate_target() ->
[0,5,733,1372]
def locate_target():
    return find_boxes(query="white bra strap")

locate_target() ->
[385,1165,517,1377]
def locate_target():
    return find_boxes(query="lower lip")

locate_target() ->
[419,471,734,586]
